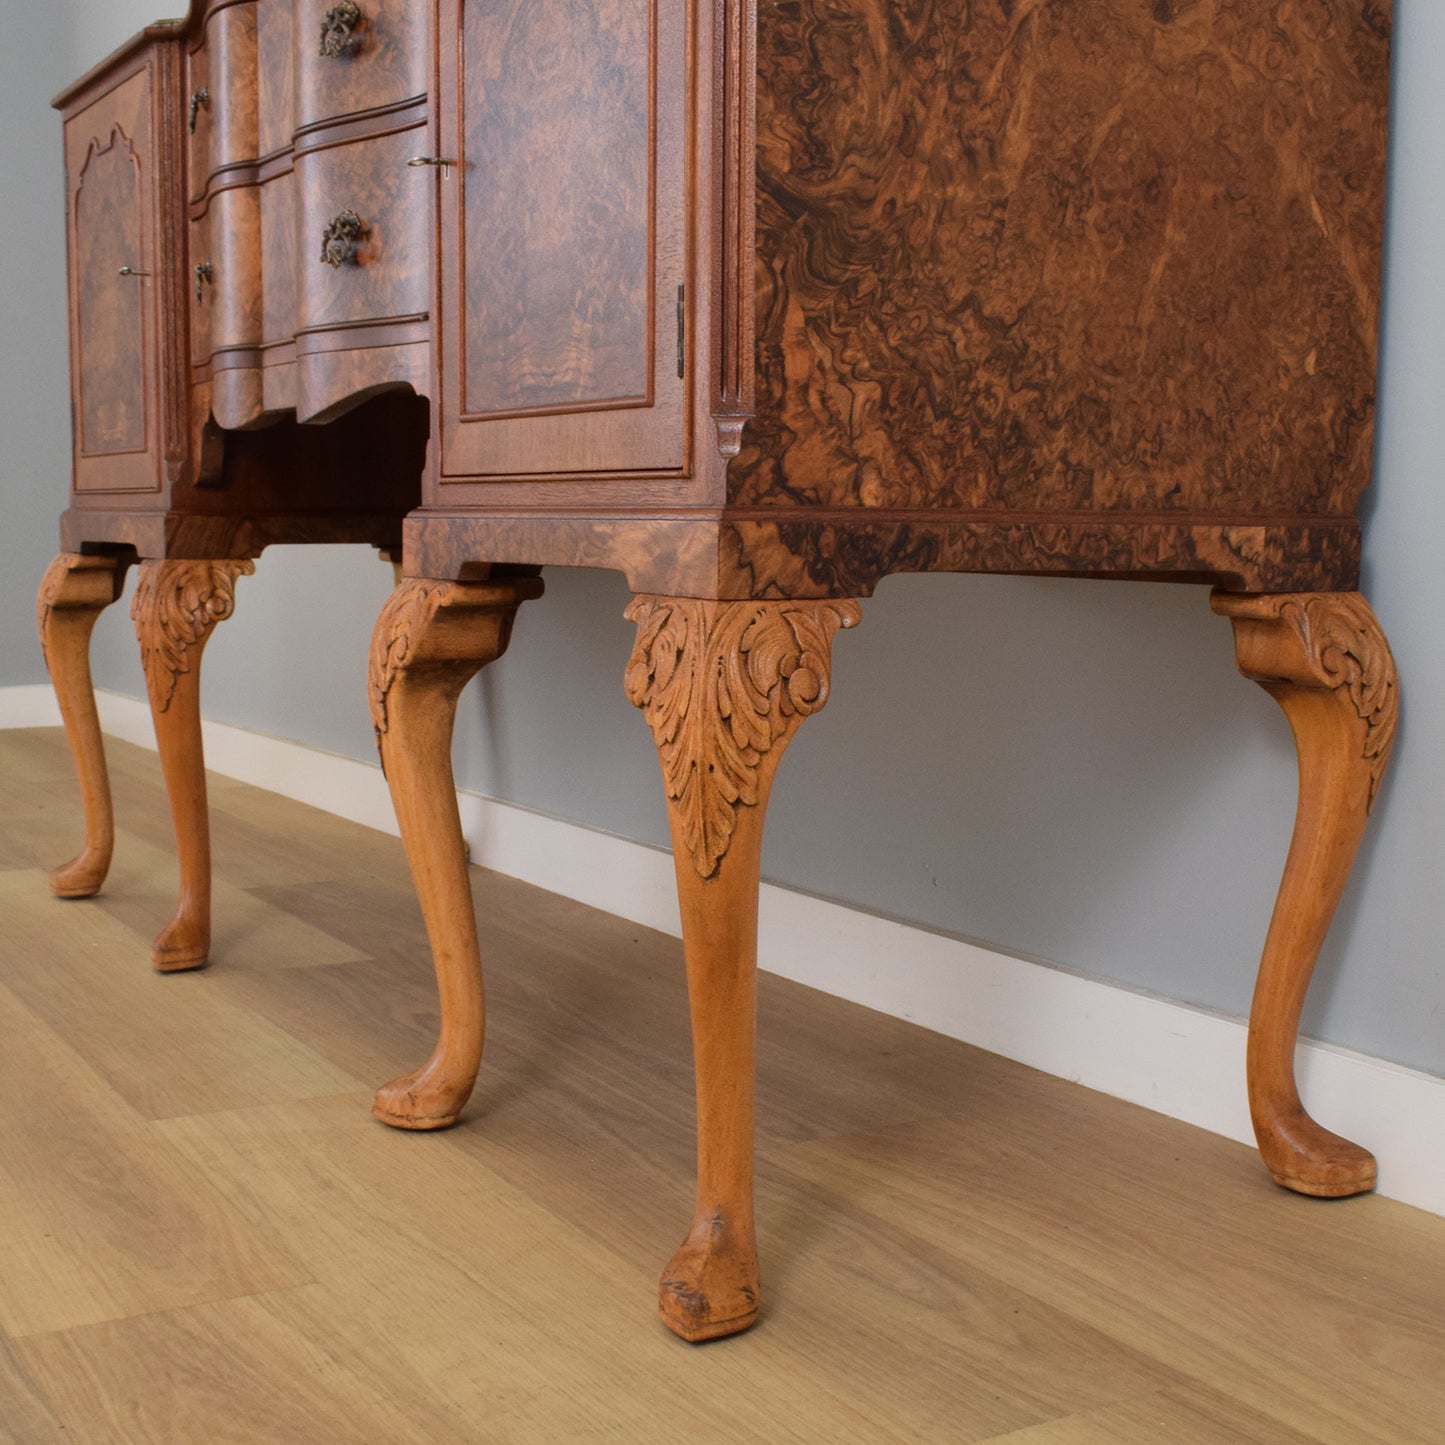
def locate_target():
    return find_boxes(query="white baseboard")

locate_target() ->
[4,683,1442,1217]
[1,684,64,728]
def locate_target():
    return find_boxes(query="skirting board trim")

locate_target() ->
[4,682,1442,1218]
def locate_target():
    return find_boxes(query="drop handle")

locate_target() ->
[320,210,367,268]
[407,156,457,177]
[320,1,363,57]
[189,87,210,133]
[195,260,213,304]
[117,266,151,277]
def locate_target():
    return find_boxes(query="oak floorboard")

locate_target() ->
[156,1096,907,1444]
[3,727,1441,1441]
[982,1382,1323,1444]
[782,1112,1445,1445]
[187,970,1180,1438]
[0,871,367,1119]
[83,830,372,973]
[0,1329,66,1445]
[14,1292,463,1445]
[0,980,309,1338]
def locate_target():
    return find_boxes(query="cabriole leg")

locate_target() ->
[626,595,861,1342]
[369,576,542,1131]
[132,559,254,972]
[36,553,131,898]
[1212,590,1399,1198]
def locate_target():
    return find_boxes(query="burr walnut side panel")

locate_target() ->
[736,0,1391,526]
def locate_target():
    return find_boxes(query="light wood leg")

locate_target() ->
[626,595,861,1342]
[1212,590,1398,1198]
[36,553,131,897]
[132,559,254,972]
[368,576,543,1131]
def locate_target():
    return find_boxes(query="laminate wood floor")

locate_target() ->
[0,726,1441,1444]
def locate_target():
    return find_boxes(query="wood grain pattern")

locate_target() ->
[184,36,210,203]
[402,508,1360,599]
[367,575,543,1130]
[15,1294,451,1445]
[5,730,1443,1440]
[0,870,363,1122]
[626,594,859,1340]
[437,0,691,478]
[1212,589,1398,1198]
[132,558,253,971]
[295,0,428,130]
[206,2,259,180]
[295,125,431,333]
[74,124,147,455]
[459,0,653,415]
[0,970,307,1340]
[255,0,295,157]
[35,554,131,900]
[716,512,1363,598]
[736,0,1390,541]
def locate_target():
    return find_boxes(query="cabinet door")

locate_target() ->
[66,65,164,494]
[436,0,689,481]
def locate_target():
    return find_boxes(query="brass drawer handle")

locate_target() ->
[407,156,457,177]
[117,266,151,277]
[320,210,367,268]
[319,1,363,57]
[189,87,210,134]
[195,260,213,304]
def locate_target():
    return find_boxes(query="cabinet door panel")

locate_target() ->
[67,66,162,494]
[438,0,688,480]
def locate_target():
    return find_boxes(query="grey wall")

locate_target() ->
[15,2,1445,1078]
[0,2,81,686]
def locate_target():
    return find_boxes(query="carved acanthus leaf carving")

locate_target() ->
[625,596,861,878]
[1216,591,1399,811]
[132,560,253,714]
[367,580,455,738]
[1277,594,1398,810]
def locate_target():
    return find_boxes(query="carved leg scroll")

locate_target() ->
[1212,591,1398,1198]
[369,576,543,1131]
[37,553,131,897]
[626,595,861,1342]
[132,559,254,971]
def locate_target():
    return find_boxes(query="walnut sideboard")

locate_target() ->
[43,1,1398,1343]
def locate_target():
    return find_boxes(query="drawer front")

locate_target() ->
[256,0,296,159]
[296,0,428,130]
[185,40,210,202]
[206,2,259,180]
[190,213,213,368]
[296,127,431,334]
